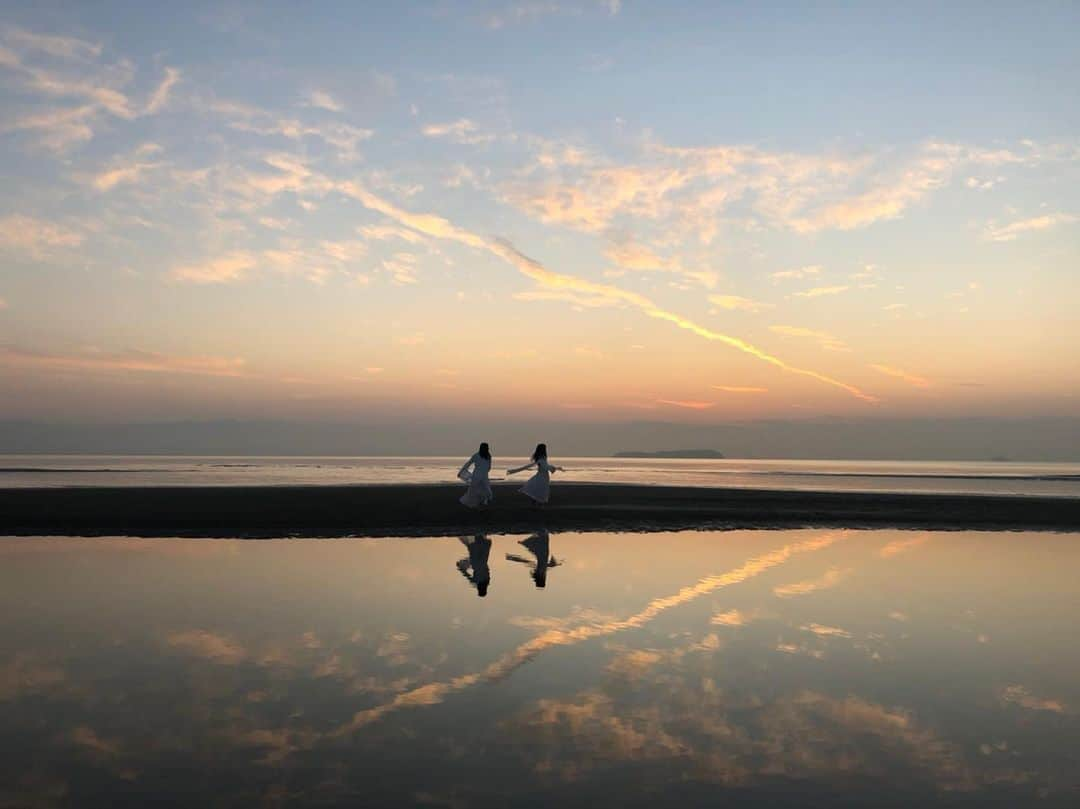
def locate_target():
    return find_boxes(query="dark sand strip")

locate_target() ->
[2,483,1078,537]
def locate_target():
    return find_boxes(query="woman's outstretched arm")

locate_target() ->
[458,454,476,479]
[506,461,535,475]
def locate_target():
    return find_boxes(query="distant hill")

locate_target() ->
[614,449,725,459]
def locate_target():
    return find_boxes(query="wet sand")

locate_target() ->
[2,483,1078,537]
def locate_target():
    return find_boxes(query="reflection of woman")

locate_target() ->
[507,443,565,505]
[457,534,492,597]
[506,529,560,588]
[458,442,493,508]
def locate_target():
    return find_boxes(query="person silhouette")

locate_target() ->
[458,442,493,508]
[457,534,492,597]
[506,529,560,588]
[506,443,565,505]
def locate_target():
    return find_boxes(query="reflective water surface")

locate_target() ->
[2,529,1079,807]
[4,454,1080,497]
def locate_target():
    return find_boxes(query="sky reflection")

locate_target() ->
[1,529,1079,807]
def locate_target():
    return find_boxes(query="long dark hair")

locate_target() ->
[531,442,547,461]
[478,442,491,460]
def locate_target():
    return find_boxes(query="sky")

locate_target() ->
[1,1,1078,434]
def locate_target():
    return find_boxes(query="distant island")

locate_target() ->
[613,449,725,459]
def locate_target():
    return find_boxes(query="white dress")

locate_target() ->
[510,457,559,503]
[458,453,493,508]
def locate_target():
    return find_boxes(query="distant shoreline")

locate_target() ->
[2,483,1078,538]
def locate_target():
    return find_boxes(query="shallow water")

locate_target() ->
[2,529,1079,807]
[3,454,1080,497]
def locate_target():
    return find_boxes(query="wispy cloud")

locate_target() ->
[144,66,180,114]
[305,89,343,112]
[171,251,257,284]
[773,566,851,598]
[88,142,164,191]
[207,159,876,401]
[770,325,848,352]
[772,265,822,282]
[605,240,716,287]
[880,534,931,557]
[708,294,772,312]
[657,399,715,410]
[421,118,495,145]
[712,385,767,394]
[984,212,1077,242]
[870,364,931,389]
[0,214,83,258]
[793,285,849,298]
[358,224,426,244]
[1000,685,1067,715]
[1,345,248,377]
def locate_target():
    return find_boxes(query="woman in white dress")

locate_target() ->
[458,442,493,508]
[507,443,565,504]
[506,529,560,588]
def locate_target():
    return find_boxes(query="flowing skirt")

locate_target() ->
[460,475,493,508]
[520,469,550,503]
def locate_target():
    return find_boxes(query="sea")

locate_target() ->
[1,454,1079,497]
[2,527,1078,807]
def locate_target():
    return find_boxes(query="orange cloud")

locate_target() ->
[0,345,248,377]
[657,399,715,410]
[870,364,931,389]
[172,251,257,284]
[709,294,772,312]
[793,285,849,298]
[712,385,768,394]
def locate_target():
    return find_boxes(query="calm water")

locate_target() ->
[2,529,1079,807]
[3,454,1080,497]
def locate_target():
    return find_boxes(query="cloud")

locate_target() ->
[421,118,495,145]
[2,26,102,61]
[773,566,851,598]
[770,325,848,352]
[89,143,164,191]
[0,345,248,377]
[984,212,1077,242]
[870,364,931,389]
[879,534,931,557]
[709,294,772,312]
[711,608,760,626]
[605,240,716,287]
[712,385,767,393]
[306,89,343,112]
[793,285,849,298]
[382,253,419,285]
[358,223,426,244]
[229,117,374,159]
[144,66,180,114]
[167,629,247,665]
[772,265,822,282]
[657,399,714,410]
[800,622,853,639]
[0,103,96,151]
[0,214,83,257]
[1000,685,1067,715]
[172,251,257,284]
[305,174,876,401]
[513,289,621,308]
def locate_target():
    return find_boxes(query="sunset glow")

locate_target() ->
[1,3,1077,428]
